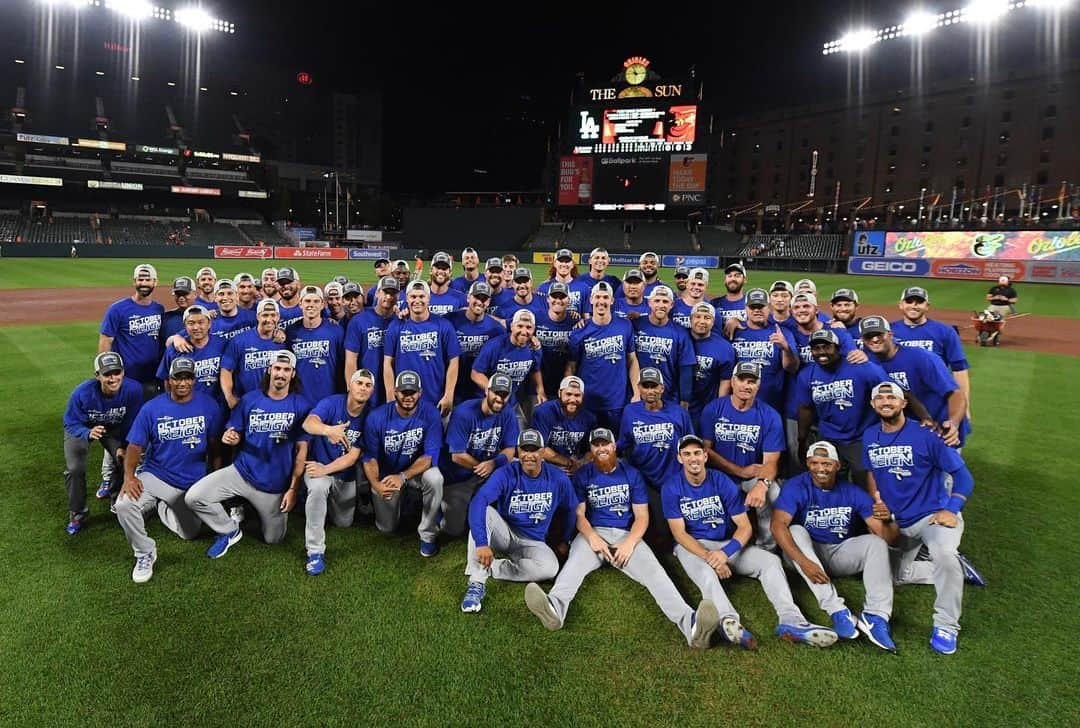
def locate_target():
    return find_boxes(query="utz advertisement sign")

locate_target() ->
[884,230,1080,262]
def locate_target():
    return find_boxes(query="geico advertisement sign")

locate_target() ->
[848,257,930,276]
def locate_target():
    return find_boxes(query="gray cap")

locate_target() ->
[639,367,664,386]
[770,279,794,294]
[589,427,615,444]
[678,433,706,450]
[513,267,532,282]
[333,275,349,286]
[379,276,400,292]
[555,248,574,261]
[342,282,363,297]
[733,361,761,379]
[276,267,298,282]
[392,259,410,270]
[725,262,746,275]
[647,285,674,300]
[688,267,709,282]
[394,370,422,392]
[94,351,124,374]
[746,288,769,307]
[591,281,613,296]
[168,357,196,378]
[871,380,907,400]
[559,375,584,391]
[548,281,570,298]
[674,265,691,277]
[623,268,644,282]
[488,373,513,395]
[485,257,504,271]
[469,281,492,298]
[256,299,280,315]
[902,286,929,301]
[182,304,211,322]
[300,285,324,300]
[809,328,840,346]
[518,428,545,450]
[830,288,859,303]
[432,251,452,267]
[172,276,194,294]
[859,316,891,336]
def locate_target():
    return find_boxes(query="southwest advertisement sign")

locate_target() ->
[275,247,348,260]
[847,257,931,277]
[214,245,273,260]
[667,154,707,206]
[348,247,392,260]
[884,230,1080,262]
[660,254,719,269]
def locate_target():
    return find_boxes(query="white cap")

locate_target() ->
[591,281,614,297]
[691,302,715,317]
[794,278,817,292]
[559,375,584,391]
[261,267,277,278]
[133,263,158,279]
[350,368,375,384]
[639,251,659,263]
[213,279,235,294]
[647,285,674,300]
[805,440,839,462]
[300,285,324,300]
[182,304,212,322]
[688,267,709,282]
[324,282,344,297]
[511,309,536,325]
[196,266,217,278]
[257,299,280,315]
[270,350,297,369]
[234,272,255,284]
[792,292,818,307]
[871,380,907,400]
[406,280,431,296]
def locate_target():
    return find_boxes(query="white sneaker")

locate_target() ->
[524,582,562,631]
[132,551,157,584]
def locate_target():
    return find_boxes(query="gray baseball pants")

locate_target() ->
[303,473,357,555]
[786,525,893,619]
[891,513,965,632]
[675,538,807,626]
[372,467,443,543]
[64,431,123,517]
[442,474,486,539]
[185,465,288,544]
[545,526,696,644]
[114,472,202,557]
[465,506,558,584]
[740,476,781,551]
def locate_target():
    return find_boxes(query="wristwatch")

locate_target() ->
[756,478,772,488]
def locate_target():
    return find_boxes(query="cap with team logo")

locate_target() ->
[333,275,349,286]
[488,373,513,395]
[378,276,400,292]
[809,328,840,346]
[324,282,344,297]
[394,370,422,392]
[512,267,532,282]
[871,380,907,400]
[432,251,452,268]
[468,281,492,299]
[234,272,256,284]
[591,281,613,297]
[792,292,818,307]
[518,428,545,450]
[639,367,664,386]
[350,368,375,384]
[94,351,124,375]
[647,284,674,300]
[692,301,716,317]
[511,309,536,326]
[300,285,324,300]
[485,257,504,271]
[547,281,570,298]
[639,251,659,263]
[805,440,839,462]
[902,286,929,302]
[725,262,746,275]
[559,375,584,391]
[770,280,794,294]
[213,279,235,293]
[589,427,616,444]
[168,357,196,379]
[182,304,211,322]
[678,433,706,451]
[406,280,431,296]
[688,267,709,282]
[133,263,158,279]
[674,266,691,278]
[733,361,762,380]
[342,282,363,297]
[276,267,298,283]
[256,299,280,315]
[794,278,817,292]
[623,268,644,282]
[830,288,859,304]
[746,288,769,307]
[271,350,297,369]
[555,248,574,261]
[392,259,409,271]
[859,316,891,336]
[172,276,194,294]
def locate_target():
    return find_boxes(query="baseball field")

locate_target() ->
[1,258,1076,725]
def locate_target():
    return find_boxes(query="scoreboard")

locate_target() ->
[570,105,698,155]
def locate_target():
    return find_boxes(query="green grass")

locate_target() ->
[1,263,1078,725]
[1,258,1076,318]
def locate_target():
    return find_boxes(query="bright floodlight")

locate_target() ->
[840,29,880,52]
[964,0,1010,23]
[175,7,213,32]
[1028,0,1071,8]
[903,10,940,35]
[105,0,154,20]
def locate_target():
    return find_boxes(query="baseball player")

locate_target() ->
[383,280,462,416]
[344,276,399,408]
[62,352,144,534]
[482,258,512,319]
[461,428,578,613]
[99,263,165,401]
[686,301,735,431]
[863,381,977,655]
[220,299,286,409]
[665,434,838,649]
[672,267,710,329]
[613,269,650,320]
[299,368,375,575]
[156,305,227,410]
[445,281,507,405]
[828,288,863,341]
[361,370,445,557]
[700,362,785,550]
[185,350,311,558]
[161,277,196,343]
[575,247,621,297]
[275,267,304,328]
[472,309,545,423]
[766,280,794,327]
[234,272,259,310]
[523,428,722,649]
[716,262,748,337]
[536,248,585,315]
[323,281,346,322]
[115,357,224,583]
[364,258,391,307]
[530,281,577,398]
[441,374,520,538]
[637,251,665,297]
[285,285,345,405]
[531,375,597,475]
[772,441,899,652]
[502,267,547,323]
[425,252,467,316]
[986,276,1018,318]
[450,246,485,294]
[672,265,690,294]
[342,282,365,322]
[632,285,697,407]
[209,278,257,341]
[259,268,279,301]
[730,288,798,414]
[193,266,218,310]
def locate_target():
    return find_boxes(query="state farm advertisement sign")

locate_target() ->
[214,245,272,259]
[275,246,347,260]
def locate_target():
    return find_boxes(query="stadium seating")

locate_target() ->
[0,213,23,243]
[186,168,250,183]
[696,226,745,254]
[21,217,97,244]
[239,223,289,245]
[99,219,178,245]
[740,234,844,259]
[185,222,247,246]
[110,161,180,178]
[630,220,691,252]
[528,223,566,249]
[563,220,627,249]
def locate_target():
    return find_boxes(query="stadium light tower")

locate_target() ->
[902,10,941,36]
[964,0,1010,23]
[175,7,213,33]
[104,0,154,21]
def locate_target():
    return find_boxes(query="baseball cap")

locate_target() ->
[639,367,664,386]
[271,350,297,369]
[468,281,492,298]
[902,286,929,301]
[830,288,859,304]
[589,427,615,444]
[678,433,705,451]
[647,284,674,300]
[406,280,431,296]
[555,248,574,261]
[461,246,477,256]
[733,361,761,380]
[394,370,422,392]
[513,267,532,282]
[589,247,609,259]
[805,440,839,462]
[485,257,504,271]
[300,285,324,300]
[871,380,907,400]
[171,276,194,294]
[770,280,794,294]
[547,281,569,298]
[342,282,363,297]
[998,275,1010,285]
[432,251,452,268]
[182,304,211,322]
[688,267,709,282]
[746,288,769,307]
[859,316,891,336]
[133,263,158,279]
[256,299,280,315]
[792,292,818,307]
[374,258,391,268]
[392,259,409,271]
[639,251,659,263]
[809,328,840,346]
[488,373,513,395]
[378,276,400,292]
[674,266,691,278]
[794,278,817,292]
[196,266,216,278]
[234,272,255,285]
[691,301,715,317]
[725,262,746,275]
[324,282,344,297]
[261,267,277,278]
[623,268,644,283]
[350,368,375,384]
[511,309,536,326]
[333,275,349,286]
[94,351,124,375]
[518,428,545,450]
[168,357,196,379]
[559,375,584,392]
[276,267,298,283]
[591,281,613,297]
[213,279,235,293]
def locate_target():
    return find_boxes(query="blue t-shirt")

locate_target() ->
[533,307,577,399]
[699,396,785,470]
[572,461,648,530]
[229,390,311,494]
[671,299,695,330]
[689,331,736,420]
[574,272,622,302]
[344,308,395,407]
[712,295,747,327]
[797,359,889,442]
[161,309,185,344]
[361,400,444,475]
[617,401,694,487]
[450,272,486,294]
[569,317,636,412]
[486,288,515,320]
[530,400,598,460]
[613,298,650,320]
[782,324,858,419]
[428,288,468,317]
[384,315,462,407]
[442,397,519,482]
[221,329,281,400]
[876,344,968,446]
[633,317,697,403]
[468,461,578,546]
[662,469,747,542]
[307,394,368,478]
[211,308,257,343]
[286,319,345,406]
[731,325,797,413]
[445,311,508,404]
[773,471,874,545]
[157,337,228,407]
[890,318,970,372]
[863,418,968,527]
[501,295,548,325]
[127,392,224,490]
[100,297,165,383]
[277,303,304,329]
[63,377,144,440]
[472,334,542,401]
[193,296,218,312]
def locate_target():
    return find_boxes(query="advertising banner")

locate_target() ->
[214,245,273,260]
[847,257,931,276]
[660,254,719,269]
[884,230,1080,262]
[532,251,583,265]
[667,153,707,206]
[851,231,886,257]
[171,185,221,196]
[275,247,348,260]
[558,156,593,206]
[929,259,1027,281]
[291,227,317,242]
[609,253,640,266]
[346,230,383,242]
[348,247,392,260]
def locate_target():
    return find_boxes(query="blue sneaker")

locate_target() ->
[776,622,839,648]
[857,612,898,653]
[420,539,439,558]
[461,581,486,613]
[207,528,243,559]
[930,627,958,655]
[957,552,986,587]
[830,608,859,640]
[65,519,83,535]
[720,617,758,650]
[96,481,112,499]
[305,553,326,576]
